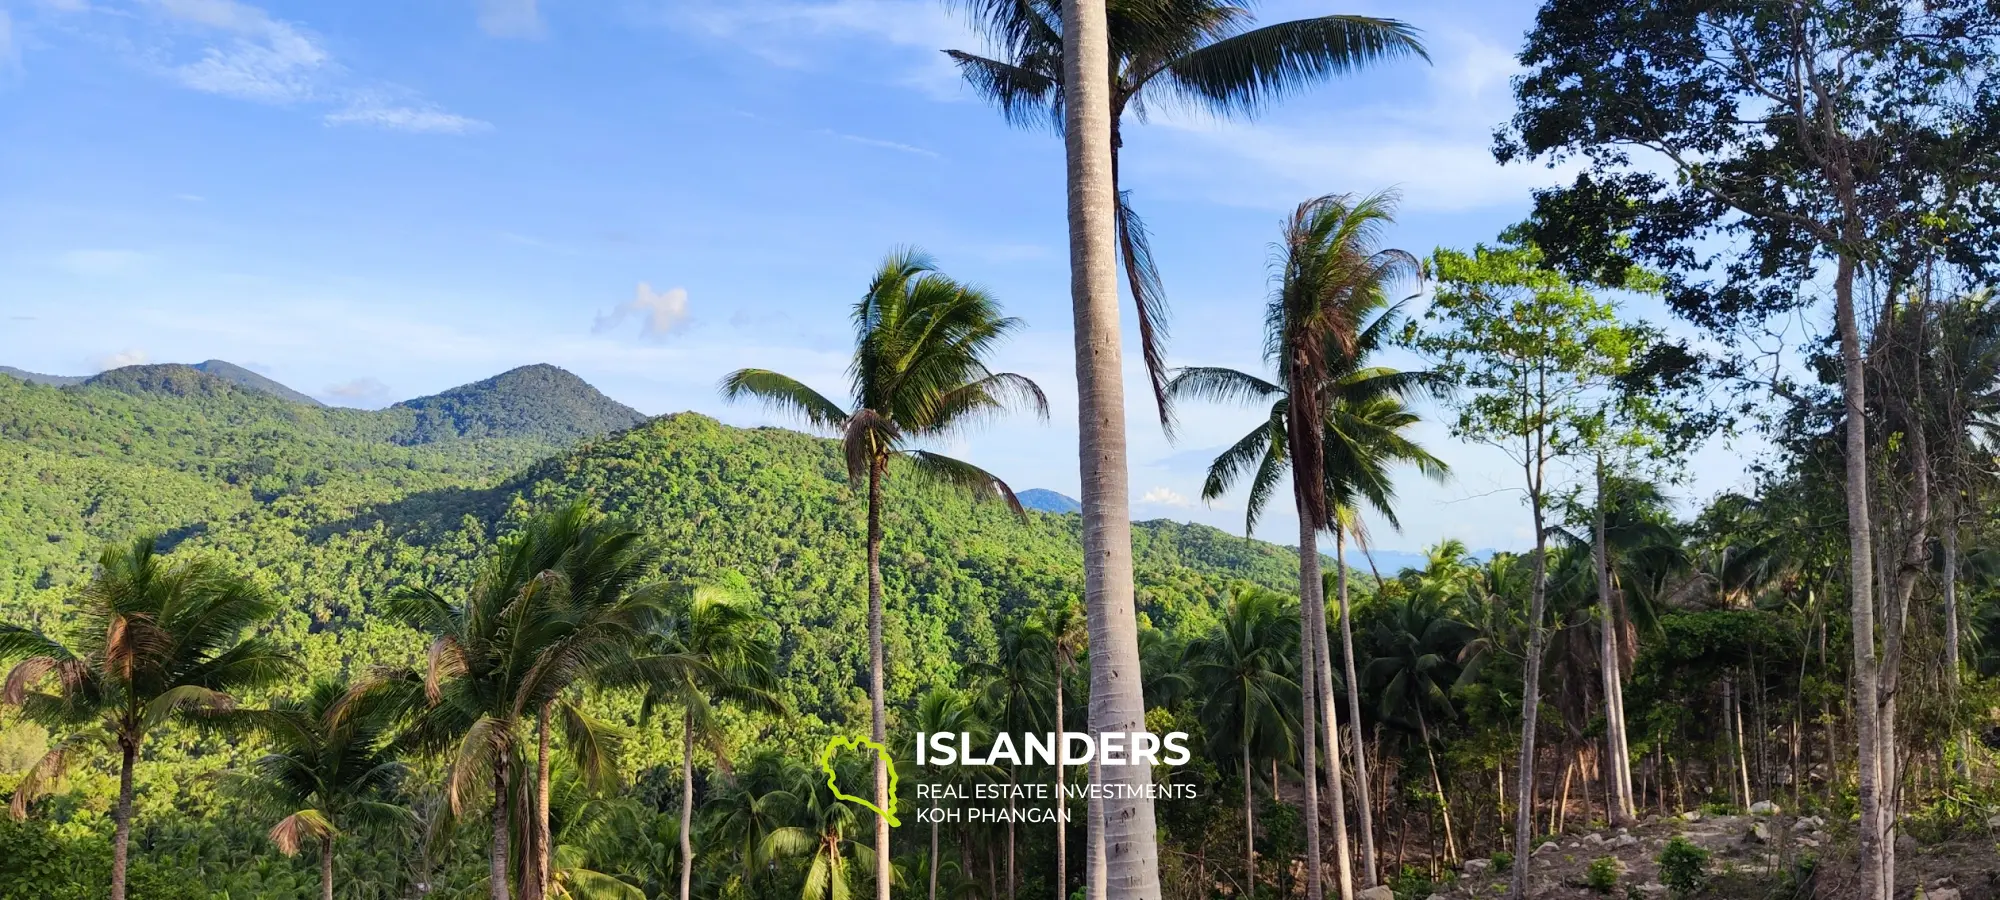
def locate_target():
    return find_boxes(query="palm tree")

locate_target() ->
[1186,585,1301,900]
[722,247,1046,900]
[973,616,1053,899]
[762,753,879,900]
[244,678,411,900]
[1168,190,1433,893]
[949,0,1427,423]
[620,583,783,900]
[0,535,296,900]
[386,503,660,900]
[1037,599,1088,900]
[902,687,984,900]
[1364,590,1474,865]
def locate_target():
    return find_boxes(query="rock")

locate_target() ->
[1426,895,1451,900]
[1750,800,1781,815]
[1797,837,1820,848]
[1535,841,1560,855]
[1929,889,1962,900]
[1358,887,1396,900]
[1567,841,1581,849]
[1462,858,1491,874]
[1987,813,2000,829]
[1611,834,1640,849]
[1633,884,1669,898]
[1583,832,1606,846]
[1682,811,1703,822]
[1797,815,1825,829]
[1749,821,1773,844]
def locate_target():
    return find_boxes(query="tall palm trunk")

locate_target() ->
[1009,766,1019,899]
[321,835,336,900]
[1055,668,1068,900]
[930,805,942,900]
[1334,530,1376,887]
[1591,461,1633,824]
[1320,533,1354,900]
[492,764,513,900]
[1415,706,1456,863]
[1295,504,1326,900]
[111,736,136,900]
[530,703,553,900]
[1243,737,1256,900]
[866,456,892,900]
[1834,254,1885,900]
[1088,756,1107,900]
[1945,522,1968,778]
[1062,1,1161,897]
[681,711,696,900]
[1509,482,1550,900]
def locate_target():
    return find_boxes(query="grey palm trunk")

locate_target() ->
[320,835,336,900]
[1317,534,1355,900]
[681,711,696,900]
[112,737,136,900]
[1061,0,1163,898]
[492,764,512,900]
[867,457,892,900]
[1334,529,1377,887]
[1295,504,1326,900]
[1509,480,1550,900]
[1592,462,1635,825]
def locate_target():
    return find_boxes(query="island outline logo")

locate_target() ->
[818,734,900,827]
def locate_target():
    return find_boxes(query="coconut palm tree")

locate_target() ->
[902,687,985,900]
[385,503,659,900]
[1187,585,1301,900]
[617,583,783,900]
[972,616,1053,899]
[1167,191,1436,892]
[722,247,1046,900]
[948,0,1426,424]
[0,535,296,900]
[242,678,411,900]
[1364,590,1475,865]
[1036,598,1088,900]
[762,752,880,900]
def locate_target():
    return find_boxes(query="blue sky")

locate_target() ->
[0,0,1760,555]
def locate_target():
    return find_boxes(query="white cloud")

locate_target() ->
[56,249,150,274]
[149,0,330,102]
[821,129,938,158]
[324,376,390,403]
[594,283,692,340]
[324,96,491,134]
[95,348,149,370]
[478,0,543,38]
[1141,486,1192,508]
[666,0,976,97]
[175,193,206,201]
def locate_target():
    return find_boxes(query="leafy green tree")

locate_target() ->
[242,678,411,900]
[947,0,1426,422]
[386,502,661,900]
[722,247,1047,900]
[1363,588,1473,863]
[762,754,878,900]
[903,687,983,900]
[1185,585,1300,900]
[0,535,296,900]
[1409,236,1645,899]
[1169,191,1437,892]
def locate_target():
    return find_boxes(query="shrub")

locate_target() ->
[1490,850,1514,874]
[1657,836,1710,898]
[1587,856,1621,893]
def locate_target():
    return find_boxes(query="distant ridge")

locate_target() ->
[0,366,86,387]
[390,363,647,445]
[1018,488,1082,515]
[188,360,321,406]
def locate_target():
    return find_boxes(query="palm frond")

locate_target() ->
[1161,15,1427,117]
[719,369,850,434]
[906,451,1025,517]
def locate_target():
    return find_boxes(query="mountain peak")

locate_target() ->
[1018,489,1082,515]
[389,363,646,445]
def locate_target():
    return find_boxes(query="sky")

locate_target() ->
[0,0,1764,557]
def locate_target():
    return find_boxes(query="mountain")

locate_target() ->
[187,359,322,406]
[390,363,647,445]
[0,366,85,387]
[1018,488,1081,514]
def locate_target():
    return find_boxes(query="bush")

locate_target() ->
[1490,850,1514,874]
[1587,856,1621,893]
[1657,836,1710,898]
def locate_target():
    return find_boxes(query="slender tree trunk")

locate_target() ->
[111,736,135,900]
[1062,0,1161,895]
[931,811,942,900]
[321,835,336,900]
[1417,706,1457,863]
[1731,678,1752,805]
[866,458,892,900]
[1946,523,1969,779]
[681,710,696,900]
[1010,765,1019,900]
[1244,740,1256,900]
[1056,668,1069,900]
[528,704,552,900]
[1834,254,1885,900]
[1592,460,1634,825]
[1296,506,1326,900]
[1510,486,1550,900]
[1335,534,1376,887]
[1321,533,1355,900]
[492,764,513,900]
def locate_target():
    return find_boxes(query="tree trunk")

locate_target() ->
[1056,669,1068,900]
[1335,533,1377,887]
[1295,506,1326,900]
[1062,0,1161,896]
[492,763,513,900]
[681,710,696,900]
[866,458,892,900]
[1834,253,1885,900]
[1593,460,1634,825]
[1509,488,1550,900]
[1946,523,1968,778]
[529,703,552,900]
[1321,532,1355,900]
[1417,706,1457,863]
[1089,755,1107,900]
[1244,740,1256,900]
[931,808,942,900]
[111,736,135,900]
[321,835,336,900]
[1009,766,1018,900]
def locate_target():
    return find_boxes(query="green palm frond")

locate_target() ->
[907,451,1026,517]
[1161,15,1427,116]
[719,369,850,434]
[942,50,1062,130]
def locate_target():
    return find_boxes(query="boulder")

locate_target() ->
[1611,834,1640,849]
[1797,837,1820,848]
[1682,811,1703,822]
[1583,832,1606,846]
[1749,821,1774,844]
[1987,813,2000,829]
[1797,815,1825,829]
[1358,887,1396,900]
[1749,800,1781,815]
[1535,841,1560,855]
[1633,884,1670,898]
[1929,889,1962,900]
[1462,858,1491,874]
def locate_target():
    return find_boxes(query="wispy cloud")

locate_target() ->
[324,93,491,134]
[324,376,390,404]
[594,283,692,340]
[665,0,976,98]
[1141,487,1192,508]
[820,129,938,158]
[477,0,543,38]
[0,11,19,71]
[94,348,149,370]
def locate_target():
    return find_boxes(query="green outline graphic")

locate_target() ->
[818,735,900,827]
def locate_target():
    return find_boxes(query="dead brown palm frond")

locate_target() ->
[269,809,336,857]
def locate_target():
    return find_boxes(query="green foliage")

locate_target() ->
[1490,850,1514,874]
[390,363,645,445]
[1657,836,1709,898]
[1586,855,1621,893]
